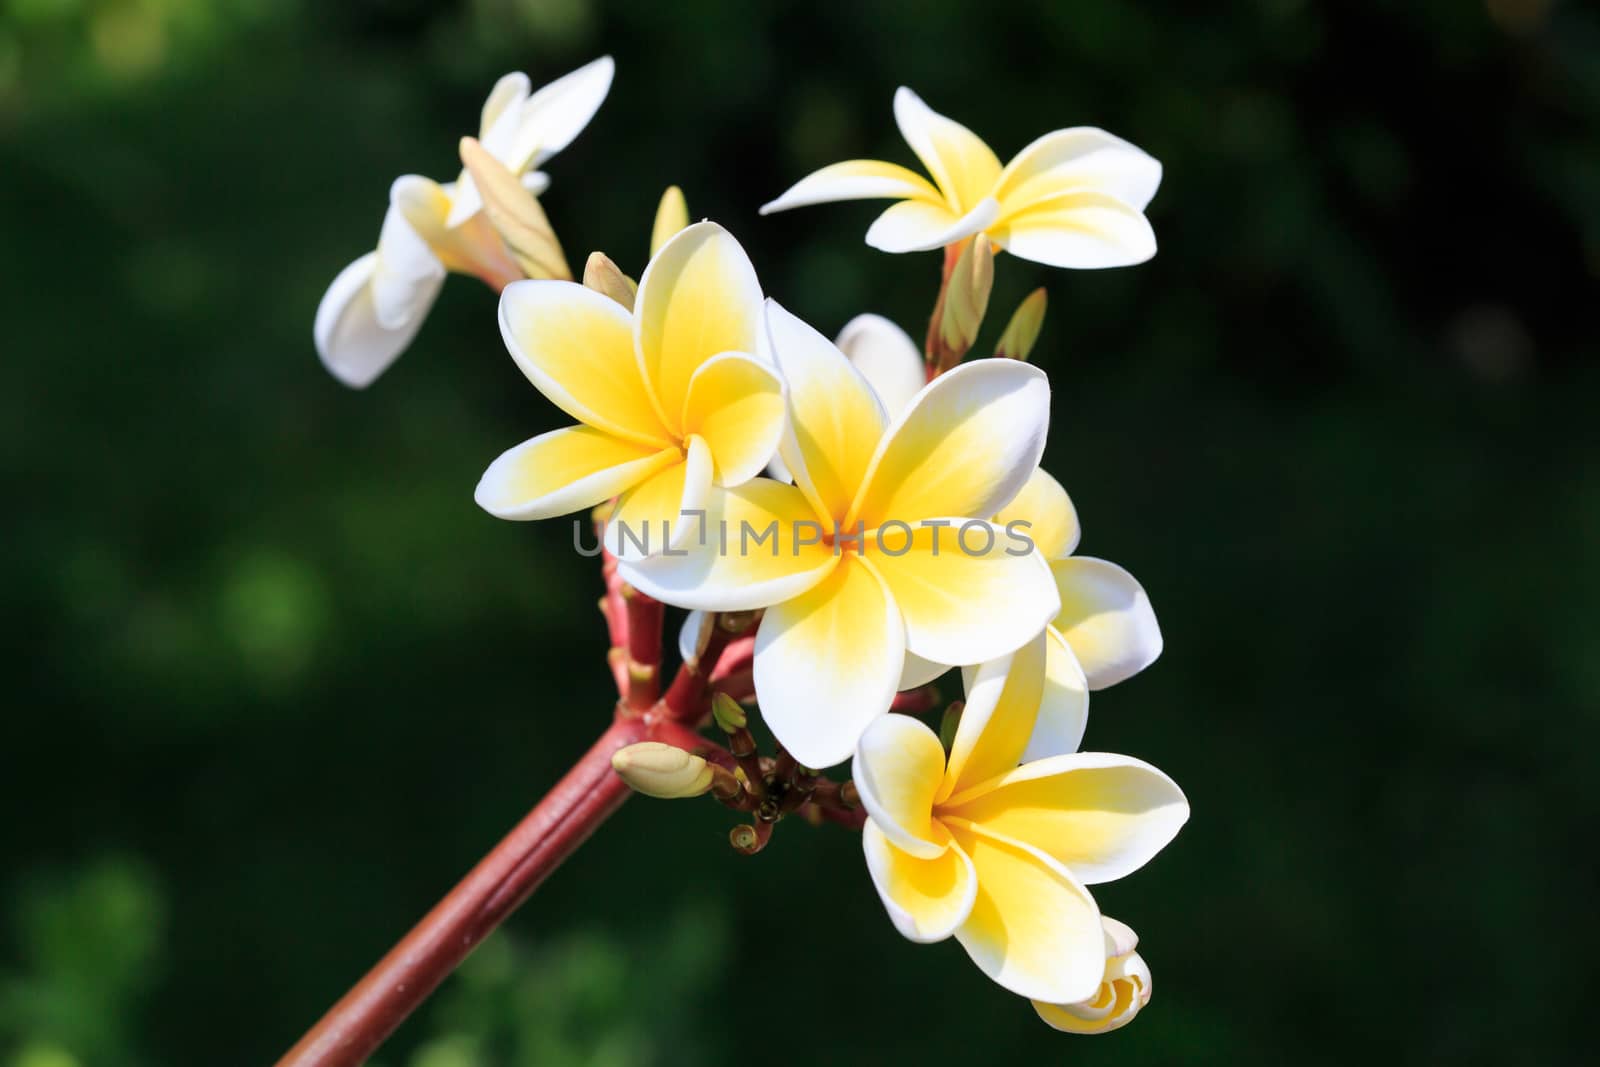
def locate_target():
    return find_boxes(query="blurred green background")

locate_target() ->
[3,0,1596,1064]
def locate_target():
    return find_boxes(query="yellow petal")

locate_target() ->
[499,280,672,448]
[862,821,977,943]
[852,711,950,857]
[1033,916,1151,1034]
[941,752,1188,885]
[650,185,689,258]
[1051,557,1163,689]
[892,87,1003,213]
[850,359,1049,530]
[994,127,1163,215]
[1020,626,1090,762]
[989,190,1156,270]
[634,222,763,436]
[753,555,904,768]
[765,300,887,522]
[991,468,1081,561]
[475,425,678,521]
[606,434,712,561]
[942,631,1048,800]
[760,159,945,215]
[681,352,786,487]
[866,520,1058,668]
[946,819,1106,1003]
[617,478,838,613]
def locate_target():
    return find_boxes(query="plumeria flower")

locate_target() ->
[622,302,1058,768]
[314,57,614,388]
[760,87,1160,268]
[475,222,785,558]
[1032,915,1153,1034]
[851,633,1187,1003]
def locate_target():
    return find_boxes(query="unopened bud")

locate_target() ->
[994,288,1047,362]
[611,742,713,799]
[937,234,994,362]
[651,185,689,257]
[729,824,759,853]
[459,136,571,280]
[582,251,638,310]
[711,692,747,733]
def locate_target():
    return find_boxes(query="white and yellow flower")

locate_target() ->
[315,57,614,388]
[1032,915,1153,1034]
[852,635,1187,1003]
[803,314,1161,711]
[475,222,785,559]
[622,302,1058,768]
[761,87,1160,269]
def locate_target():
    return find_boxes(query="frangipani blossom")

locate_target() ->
[475,222,785,558]
[622,302,1059,768]
[1032,915,1153,1034]
[761,87,1160,269]
[852,634,1187,1003]
[315,57,614,388]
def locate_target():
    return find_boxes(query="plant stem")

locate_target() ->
[273,710,706,1067]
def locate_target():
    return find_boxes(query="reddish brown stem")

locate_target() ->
[623,588,663,710]
[274,710,706,1067]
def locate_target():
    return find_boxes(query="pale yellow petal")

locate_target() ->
[995,127,1163,215]
[946,819,1106,1003]
[989,190,1156,269]
[760,159,944,215]
[865,196,998,254]
[1033,917,1151,1035]
[850,359,1049,529]
[866,521,1058,668]
[941,752,1188,885]
[862,822,977,943]
[475,425,677,521]
[606,434,712,561]
[634,222,763,435]
[499,280,672,447]
[681,352,786,487]
[893,87,1003,212]
[852,711,950,858]
[765,300,886,522]
[992,468,1081,561]
[617,478,838,613]
[942,631,1048,801]
[1051,557,1163,689]
[753,555,904,768]
[1020,626,1089,762]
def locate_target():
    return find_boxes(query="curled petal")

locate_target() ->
[1033,916,1152,1034]
[989,190,1156,269]
[995,127,1163,214]
[1051,557,1163,689]
[898,650,949,690]
[835,313,925,418]
[941,752,1189,885]
[372,177,449,330]
[313,252,436,389]
[681,352,786,487]
[1020,626,1089,762]
[475,425,677,521]
[892,87,1003,212]
[607,434,713,561]
[865,196,998,254]
[760,159,944,214]
[863,822,978,943]
[754,556,904,768]
[852,712,950,857]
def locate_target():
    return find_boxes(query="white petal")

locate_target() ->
[990,190,1156,269]
[372,177,449,329]
[995,127,1163,213]
[892,87,1003,211]
[678,609,712,667]
[474,425,677,521]
[898,650,949,690]
[313,251,437,389]
[852,712,950,857]
[835,313,926,417]
[866,197,998,254]
[1051,557,1163,689]
[760,159,944,214]
[1019,626,1090,762]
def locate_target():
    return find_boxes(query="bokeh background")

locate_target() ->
[3,1,1597,1064]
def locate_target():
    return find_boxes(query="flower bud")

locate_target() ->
[937,233,994,363]
[610,742,713,799]
[459,136,571,280]
[651,185,690,257]
[994,288,1047,362]
[1032,916,1152,1034]
[582,252,637,310]
[711,691,748,733]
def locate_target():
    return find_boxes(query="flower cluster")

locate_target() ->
[318,59,1185,1036]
